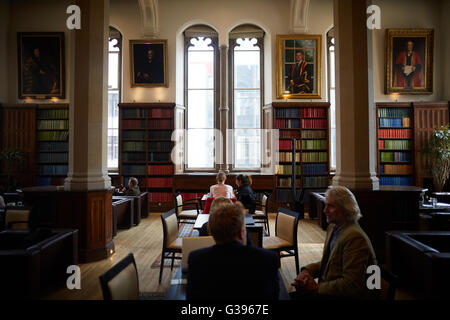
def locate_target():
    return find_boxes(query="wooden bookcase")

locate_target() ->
[119,103,175,212]
[376,102,415,186]
[272,102,330,205]
[375,101,450,187]
[36,104,69,186]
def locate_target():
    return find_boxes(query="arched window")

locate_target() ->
[327,28,336,170]
[184,25,219,170]
[108,26,122,170]
[229,24,264,170]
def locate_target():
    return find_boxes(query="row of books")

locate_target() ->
[301,139,327,150]
[279,130,327,139]
[122,165,147,175]
[303,176,329,188]
[279,152,300,162]
[37,109,68,119]
[180,193,205,201]
[122,119,172,129]
[37,120,69,130]
[147,165,174,175]
[276,189,302,203]
[123,142,146,151]
[302,163,328,175]
[301,108,326,118]
[37,176,64,186]
[379,164,413,175]
[275,119,300,129]
[122,152,146,162]
[37,131,69,141]
[278,140,300,150]
[377,108,411,118]
[277,177,301,188]
[38,153,68,163]
[378,139,412,150]
[302,152,328,162]
[148,142,173,152]
[301,119,327,129]
[380,176,413,186]
[122,130,173,141]
[122,108,173,119]
[380,151,411,162]
[379,117,411,128]
[37,164,68,175]
[140,178,173,188]
[122,152,172,162]
[149,192,173,202]
[276,165,302,175]
[275,108,326,118]
[38,141,68,152]
[378,129,412,139]
[275,109,300,118]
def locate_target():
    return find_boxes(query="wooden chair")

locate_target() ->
[181,236,215,272]
[99,253,139,300]
[5,209,31,230]
[174,193,200,227]
[253,193,270,235]
[246,225,264,248]
[159,208,182,283]
[262,207,300,274]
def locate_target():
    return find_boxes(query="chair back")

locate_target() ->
[275,207,299,245]
[181,236,215,272]
[161,208,179,248]
[175,194,183,215]
[261,194,269,215]
[5,209,30,230]
[247,225,263,247]
[99,253,139,300]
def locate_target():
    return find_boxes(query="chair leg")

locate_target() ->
[294,248,300,275]
[266,218,270,236]
[159,251,165,283]
[170,252,175,271]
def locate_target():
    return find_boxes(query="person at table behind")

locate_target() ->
[290,186,377,299]
[198,197,232,236]
[234,174,256,214]
[122,177,141,196]
[187,202,280,300]
[209,171,234,198]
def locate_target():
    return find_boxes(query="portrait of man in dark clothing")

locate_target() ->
[131,41,167,86]
[289,51,313,94]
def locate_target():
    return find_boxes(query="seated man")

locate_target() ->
[187,202,280,300]
[291,186,377,299]
[122,177,141,196]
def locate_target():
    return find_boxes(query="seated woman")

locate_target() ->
[122,177,141,196]
[209,171,234,198]
[234,174,256,215]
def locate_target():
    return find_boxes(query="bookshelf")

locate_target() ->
[272,102,330,205]
[119,103,175,212]
[36,104,69,186]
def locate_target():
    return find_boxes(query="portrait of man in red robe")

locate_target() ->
[394,40,424,89]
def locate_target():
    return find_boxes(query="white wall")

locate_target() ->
[7,0,72,104]
[0,0,10,103]
[372,0,442,102]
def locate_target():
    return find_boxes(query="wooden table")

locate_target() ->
[193,213,255,230]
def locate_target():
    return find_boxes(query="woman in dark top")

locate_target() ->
[234,174,256,215]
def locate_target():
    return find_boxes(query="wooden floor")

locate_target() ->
[43,213,326,300]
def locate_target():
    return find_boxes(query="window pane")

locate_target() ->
[109,38,119,52]
[188,89,214,128]
[108,128,118,168]
[234,51,260,89]
[188,51,214,89]
[330,89,335,127]
[187,129,214,168]
[188,37,213,51]
[108,52,119,89]
[234,90,260,129]
[234,129,261,168]
[330,50,335,88]
[331,128,336,169]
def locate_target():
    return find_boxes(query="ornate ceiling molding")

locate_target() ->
[290,0,310,34]
[138,0,159,37]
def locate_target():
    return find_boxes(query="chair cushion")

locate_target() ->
[107,263,139,300]
[168,237,183,249]
[276,212,295,242]
[263,236,292,250]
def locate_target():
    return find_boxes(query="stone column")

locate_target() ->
[219,44,229,172]
[65,0,111,191]
[332,0,379,189]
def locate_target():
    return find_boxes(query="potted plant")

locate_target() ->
[0,148,26,192]
[425,125,450,192]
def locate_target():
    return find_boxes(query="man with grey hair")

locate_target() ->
[291,186,377,299]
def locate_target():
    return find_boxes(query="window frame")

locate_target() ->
[183,33,220,172]
[228,36,264,172]
[107,27,122,172]
[327,29,336,172]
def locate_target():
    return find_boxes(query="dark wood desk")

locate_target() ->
[165,267,290,300]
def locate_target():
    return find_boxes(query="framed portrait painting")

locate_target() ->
[130,39,168,87]
[17,32,65,99]
[277,35,322,99]
[385,29,433,94]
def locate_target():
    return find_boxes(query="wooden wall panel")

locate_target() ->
[413,102,449,187]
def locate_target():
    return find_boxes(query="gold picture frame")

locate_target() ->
[385,29,433,94]
[276,34,322,99]
[130,39,168,87]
